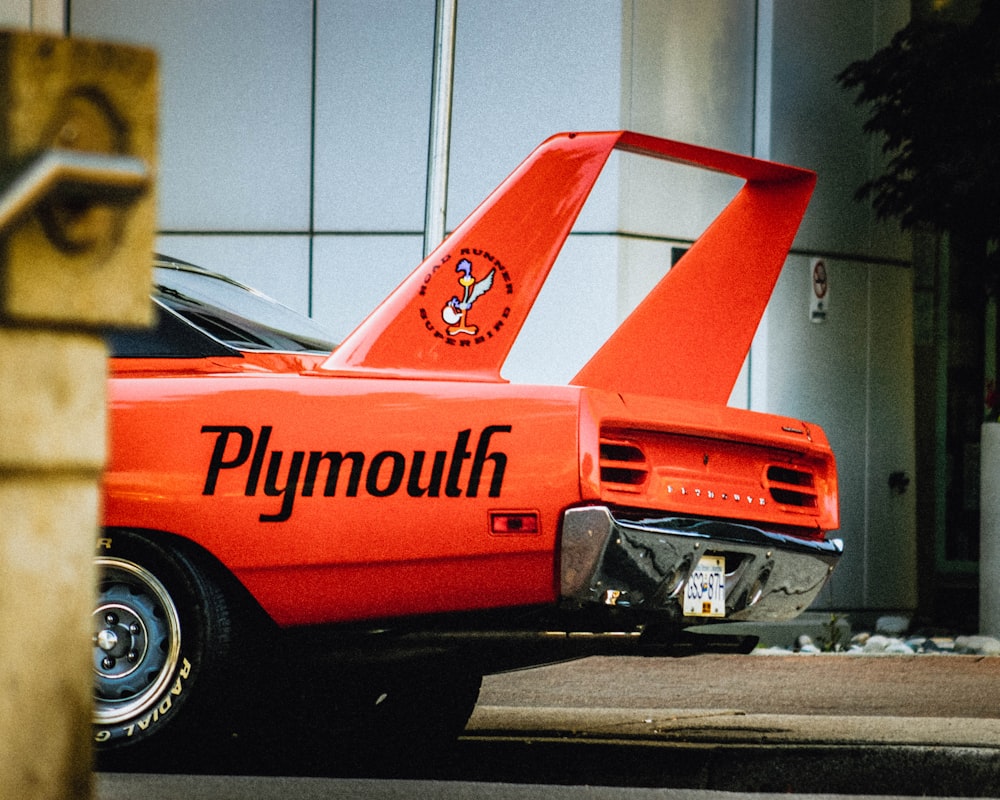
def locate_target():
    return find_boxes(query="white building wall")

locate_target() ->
[70,0,316,314]
[753,0,916,609]
[67,0,916,612]
[0,0,63,32]
[310,2,436,336]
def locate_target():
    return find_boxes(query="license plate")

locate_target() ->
[683,555,726,617]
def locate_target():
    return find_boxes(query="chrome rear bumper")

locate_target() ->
[560,506,842,623]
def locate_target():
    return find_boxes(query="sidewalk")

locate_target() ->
[463,652,1000,794]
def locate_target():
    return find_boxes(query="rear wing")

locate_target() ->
[321,130,815,404]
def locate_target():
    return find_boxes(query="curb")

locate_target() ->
[466,705,1000,749]
[461,706,1000,795]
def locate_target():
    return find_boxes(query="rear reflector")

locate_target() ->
[490,512,540,534]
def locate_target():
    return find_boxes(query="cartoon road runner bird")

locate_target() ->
[442,258,494,336]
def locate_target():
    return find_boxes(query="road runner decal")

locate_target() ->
[201,425,512,522]
[443,258,494,335]
[418,248,514,348]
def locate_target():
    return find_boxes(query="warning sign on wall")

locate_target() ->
[810,258,829,323]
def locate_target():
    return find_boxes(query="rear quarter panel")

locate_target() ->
[104,371,583,626]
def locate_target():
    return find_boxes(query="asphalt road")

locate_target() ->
[97,653,1000,797]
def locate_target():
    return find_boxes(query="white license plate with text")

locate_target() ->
[683,555,726,617]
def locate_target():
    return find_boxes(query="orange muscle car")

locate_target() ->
[95,131,841,758]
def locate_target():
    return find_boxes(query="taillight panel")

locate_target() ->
[598,426,834,531]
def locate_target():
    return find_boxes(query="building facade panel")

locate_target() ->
[156,234,313,316]
[503,235,622,384]
[0,1,31,28]
[71,0,314,232]
[0,0,62,31]
[769,0,911,261]
[621,0,756,241]
[865,263,918,609]
[763,256,873,607]
[311,234,425,342]
[313,3,435,232]
[447,0,624,231]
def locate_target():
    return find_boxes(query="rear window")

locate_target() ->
[153,265,336,353]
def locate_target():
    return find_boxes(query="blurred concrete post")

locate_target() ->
[0,30,156,800]
[982,423,1000,636]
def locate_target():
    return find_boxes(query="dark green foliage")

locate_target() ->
[837,1,1000,287]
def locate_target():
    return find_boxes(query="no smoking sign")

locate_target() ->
[810,258,829,323]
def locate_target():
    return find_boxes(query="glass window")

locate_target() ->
[154,264,336,353]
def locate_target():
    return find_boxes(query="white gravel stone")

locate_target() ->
[954,635,1000,655]
[751,627,997,657]
[862,634,892,653]
[875,615,910,636]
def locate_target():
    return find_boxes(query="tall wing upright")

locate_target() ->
[570,132,815,403]
[321,131,622,382]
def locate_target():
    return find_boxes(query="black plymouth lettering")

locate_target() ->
[468,425,509,497]
[201,425,512,522]
[445,429,472,498]
[366,451,405,497]
[245,425,273,494]
[201,425,253,493]
[407,450,448,497]
[261,449,304,523]
[301,451,365,497]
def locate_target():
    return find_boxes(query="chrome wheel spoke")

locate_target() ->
[93,557,182,725]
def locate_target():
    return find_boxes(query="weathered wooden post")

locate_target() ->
[0,30,156,799]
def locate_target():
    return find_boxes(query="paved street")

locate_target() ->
[97,653,1000,797]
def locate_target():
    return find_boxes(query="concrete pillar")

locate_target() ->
[981,423,1000,636]
[0,30,156,800]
